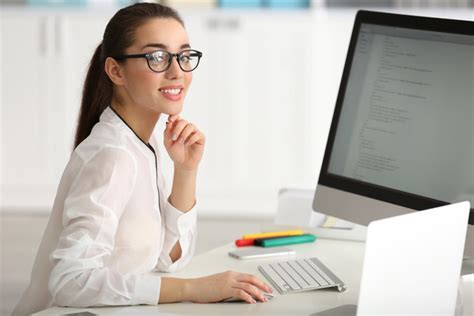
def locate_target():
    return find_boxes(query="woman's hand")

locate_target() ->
[186,271,273,304]
[164,115,205,171]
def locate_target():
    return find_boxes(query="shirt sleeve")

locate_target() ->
[48,146,162,307]
[153,146,197,273]
[156,199,197,273]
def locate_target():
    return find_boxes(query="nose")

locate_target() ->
[165,56,183,80]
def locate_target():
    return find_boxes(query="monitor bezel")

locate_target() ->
[318,10,474,225]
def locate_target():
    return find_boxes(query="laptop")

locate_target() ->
[314,201,470,316]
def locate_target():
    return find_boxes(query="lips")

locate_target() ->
[159,85,184,101]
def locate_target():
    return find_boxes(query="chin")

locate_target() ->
[153,99,183,115]
[165,105,183,116]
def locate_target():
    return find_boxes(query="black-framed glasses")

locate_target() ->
[113,49,203,73]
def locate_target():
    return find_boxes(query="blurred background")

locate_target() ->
[0,0,473,315]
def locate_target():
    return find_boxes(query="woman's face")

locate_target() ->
[120,18,192,116]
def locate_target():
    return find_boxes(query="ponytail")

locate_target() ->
[74,43,112,148]
[73,3,184,149]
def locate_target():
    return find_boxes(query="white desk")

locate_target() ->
[35,238,473,315]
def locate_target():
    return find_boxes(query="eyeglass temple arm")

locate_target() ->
[113,53,147,60]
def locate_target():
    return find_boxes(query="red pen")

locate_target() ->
[235,239,255,247]
[235,235,299,247]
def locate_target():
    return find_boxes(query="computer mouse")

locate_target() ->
[220,292,274,303]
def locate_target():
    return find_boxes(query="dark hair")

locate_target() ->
[73,3,184,149]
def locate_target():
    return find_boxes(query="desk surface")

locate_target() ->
[35,237,473,315]
[35,238,365,315]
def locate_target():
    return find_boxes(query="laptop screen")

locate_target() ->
[327,21,474,207]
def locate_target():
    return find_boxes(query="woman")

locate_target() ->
[12,3,271,315]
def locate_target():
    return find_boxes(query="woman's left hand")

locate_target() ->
[164,115,205,171]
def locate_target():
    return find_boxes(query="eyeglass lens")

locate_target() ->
[147,50,200,72]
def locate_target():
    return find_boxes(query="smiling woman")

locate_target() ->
[11,3,271,315]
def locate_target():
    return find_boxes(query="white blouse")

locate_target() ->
[12,107,197,316]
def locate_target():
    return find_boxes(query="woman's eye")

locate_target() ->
[149,54,166,64]
[152,57,165,63]
[179,55,191,64]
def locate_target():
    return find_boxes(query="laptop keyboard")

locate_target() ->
[258,257,346,294]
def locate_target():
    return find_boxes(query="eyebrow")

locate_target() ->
[141,43,191,50]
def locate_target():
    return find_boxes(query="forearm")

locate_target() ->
[169,167,197,212]
[159,277,193,303]
[167,168,197,262]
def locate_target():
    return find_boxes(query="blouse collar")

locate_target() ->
[100,106,156,154]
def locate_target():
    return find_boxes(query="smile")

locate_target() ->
[159,88,182,95]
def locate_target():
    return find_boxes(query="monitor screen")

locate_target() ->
[327,22,474,210]
[314,11,474,233]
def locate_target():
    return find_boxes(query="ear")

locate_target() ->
[104,57,126,86]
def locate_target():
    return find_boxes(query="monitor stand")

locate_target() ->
[461,258,474,276]
[311,305,357,316]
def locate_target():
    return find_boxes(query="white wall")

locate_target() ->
[1,6,472,218]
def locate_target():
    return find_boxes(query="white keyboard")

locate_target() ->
[258,257,346,294]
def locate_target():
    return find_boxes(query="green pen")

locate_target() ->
[258,234,317,247]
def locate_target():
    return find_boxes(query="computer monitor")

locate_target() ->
[312,10,474,257]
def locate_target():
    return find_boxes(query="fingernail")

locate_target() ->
[251,299,256,304]
[172,133,177,141]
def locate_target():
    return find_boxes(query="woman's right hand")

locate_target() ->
[186,271,273,304]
